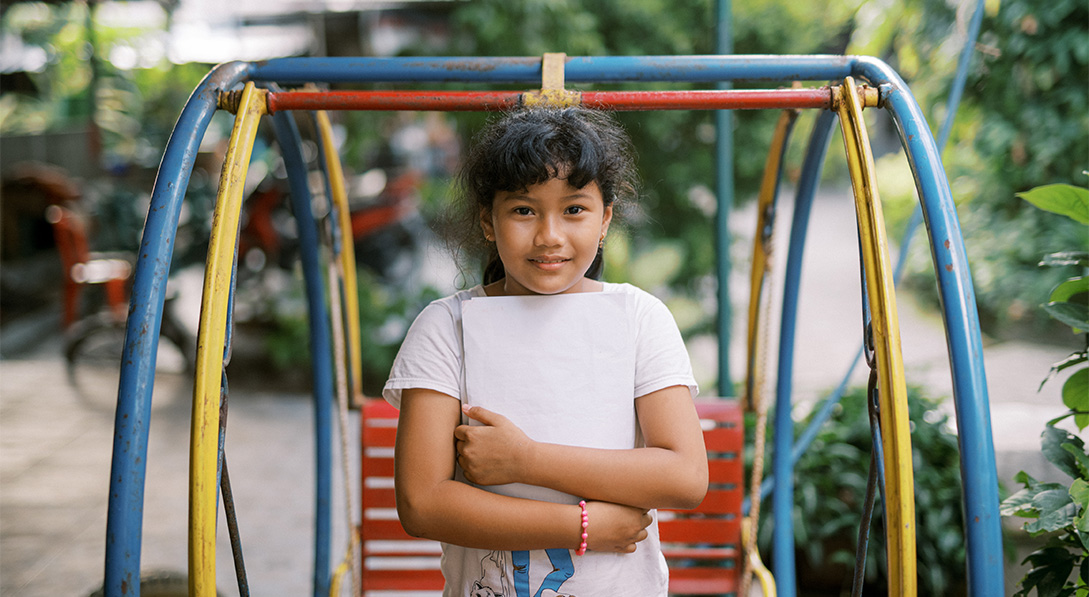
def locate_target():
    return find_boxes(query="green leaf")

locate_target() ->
[1064,369,1089,431]
[1026,490,1078,534]
[1017,469,1043,487]
[1045,301,1089,331]
[1052,277,1089,303]
[1044,426,1087,479]
[1071,479,1089,534]
[1064,441,1089,480]
[1043,252,1089,268]
[1020,546,1077,595]
[1003,485,1043,517]
[1018,184,1089,224]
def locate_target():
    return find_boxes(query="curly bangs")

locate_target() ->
[443,106,639,285]
[459,107,637,211]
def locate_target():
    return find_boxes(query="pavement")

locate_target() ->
[0,190,1078,595]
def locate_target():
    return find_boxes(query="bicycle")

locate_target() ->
[46,201,194,412]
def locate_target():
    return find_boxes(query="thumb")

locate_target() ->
[462,404,504,426]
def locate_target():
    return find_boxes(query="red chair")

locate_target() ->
[358,398,743,595]
[45,203,132,328]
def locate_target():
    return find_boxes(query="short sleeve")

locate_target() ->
[382,300,464,409]
[631,290,699,399]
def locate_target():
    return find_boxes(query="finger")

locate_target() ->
[461,404,506,426]
[453,425,471,441]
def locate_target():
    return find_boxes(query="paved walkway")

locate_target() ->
[0,191,1076,595]
[1,333,356,596]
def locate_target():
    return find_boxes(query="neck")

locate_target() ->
[482,277,604,297]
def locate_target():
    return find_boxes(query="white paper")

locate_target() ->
[461,292,637,502]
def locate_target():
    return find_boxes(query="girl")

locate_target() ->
[383,107,708,597]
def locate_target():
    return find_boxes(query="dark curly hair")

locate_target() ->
[444,106,639,285]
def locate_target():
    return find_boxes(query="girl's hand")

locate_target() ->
[584,501,653,553]
[454,405,536,486]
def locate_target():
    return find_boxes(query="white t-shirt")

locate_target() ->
[383,282,698,597]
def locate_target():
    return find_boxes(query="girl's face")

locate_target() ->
[481,176,612,296]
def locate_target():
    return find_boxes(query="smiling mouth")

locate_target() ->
[529,257,570,264]
[528,257,570,270]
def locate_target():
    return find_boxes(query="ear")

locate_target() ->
[479,208,495,242]
[600,204,613,239]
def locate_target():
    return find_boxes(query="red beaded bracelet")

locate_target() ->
[576,500,589,556]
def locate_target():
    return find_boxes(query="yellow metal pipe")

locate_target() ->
[835,77,916,596]
[315,110,364,403]
[189,82,266,597]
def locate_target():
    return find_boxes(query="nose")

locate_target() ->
[534,215,562,247]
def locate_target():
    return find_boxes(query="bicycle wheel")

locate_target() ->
[66,313,190,413]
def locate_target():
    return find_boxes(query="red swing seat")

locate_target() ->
[358,398,743,595]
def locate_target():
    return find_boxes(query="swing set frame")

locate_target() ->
[102,54,1002,597]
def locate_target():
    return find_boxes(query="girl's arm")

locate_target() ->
[455,384,708,511]
[394,387,653,552]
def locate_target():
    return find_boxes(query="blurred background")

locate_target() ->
[1,0,1086,595]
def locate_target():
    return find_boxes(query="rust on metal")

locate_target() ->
[217,90,243,114]
[831,83,882,111]
[522,52,583,108]
[434,56,540,73]
[265,90,523,113]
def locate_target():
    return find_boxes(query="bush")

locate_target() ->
[754,385,967,595]
[1000,183,1088,596]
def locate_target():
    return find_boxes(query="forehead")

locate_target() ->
[496,178,602,200]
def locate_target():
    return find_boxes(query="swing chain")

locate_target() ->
[218,372,252,597]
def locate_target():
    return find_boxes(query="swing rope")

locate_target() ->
[326,250,362,597]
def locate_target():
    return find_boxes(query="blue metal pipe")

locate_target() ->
[250,55,859,85]
[715,0,734,396]
[853,56,1001,596]
[270,111,335,597]
[769,109,838,596]
[104,60,251,597]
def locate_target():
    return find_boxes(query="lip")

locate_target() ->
[528,256,570,271]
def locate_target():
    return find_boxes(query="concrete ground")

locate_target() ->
[0,190,1077,595]
[1,331,357,596]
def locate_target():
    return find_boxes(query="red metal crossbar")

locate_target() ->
[265,87,850,113]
